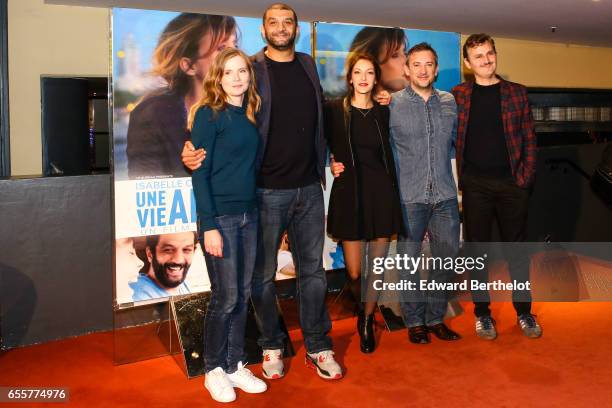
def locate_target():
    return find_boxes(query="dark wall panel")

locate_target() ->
[529,143,612,242]
[0,175,112,348]
[0,0,9,176]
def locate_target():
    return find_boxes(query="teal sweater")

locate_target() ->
[191,104,259,232]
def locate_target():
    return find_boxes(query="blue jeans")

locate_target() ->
[251,182,332,353]
[398,198,460,327]
[203,210,258,373]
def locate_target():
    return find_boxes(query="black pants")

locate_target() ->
[461,172,532,318]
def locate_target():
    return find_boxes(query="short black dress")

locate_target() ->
[351,108,402,240]
[328,106,402,241]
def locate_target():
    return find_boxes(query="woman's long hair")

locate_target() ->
[342,52,382,115]
[187,48,261,129]
[152,13,237,95]
[349,27,407,66]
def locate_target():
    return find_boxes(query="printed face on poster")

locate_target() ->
[314,22,460,97]
[111,8,311,305]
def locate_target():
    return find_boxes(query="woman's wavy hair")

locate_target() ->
[187,48,261,129]
[349,27,407,66]
[342,52,382,115]
[152,13,237,95]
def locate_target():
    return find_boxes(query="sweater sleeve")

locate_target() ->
[191,107,219,232]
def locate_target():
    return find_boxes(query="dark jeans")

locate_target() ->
[398,198,460,327]
[251,182,332,353]
[461,172,532,318]
[203,210,258,373]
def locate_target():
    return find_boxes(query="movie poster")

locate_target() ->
[112,8,311,305]
[111,9,460,303]
[316,22,461,268]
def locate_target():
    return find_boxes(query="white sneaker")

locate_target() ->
[227,362,267,393]
[205,367,236,403]
[262,349,284,379]
[305,350,343,380]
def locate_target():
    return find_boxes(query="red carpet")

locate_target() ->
[1,302,611,407]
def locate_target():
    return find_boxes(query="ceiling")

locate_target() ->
[46,0,612,47]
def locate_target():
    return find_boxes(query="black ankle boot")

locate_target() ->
[358,311,376,353]
[357,309,365,333]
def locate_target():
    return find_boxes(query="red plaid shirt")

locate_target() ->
[452,78,537,188]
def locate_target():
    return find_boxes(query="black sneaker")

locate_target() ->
[475,316,497,340]
[408,325,430,344]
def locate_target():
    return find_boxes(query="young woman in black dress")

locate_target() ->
[325,53,402,353]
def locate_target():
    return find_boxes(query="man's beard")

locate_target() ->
[151,255,190,289]
[265,29,296,51]
[410,76,435,92]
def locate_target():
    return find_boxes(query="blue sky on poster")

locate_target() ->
[111,8,311,78]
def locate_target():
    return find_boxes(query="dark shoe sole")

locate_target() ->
[430,333,461,341]
[360,345,376,353]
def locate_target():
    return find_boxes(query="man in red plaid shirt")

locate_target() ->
[452,34,542,340]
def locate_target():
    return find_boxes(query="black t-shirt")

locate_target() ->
[464,82,512,177]
[258,55,319,189]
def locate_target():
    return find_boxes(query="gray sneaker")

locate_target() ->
[475,316,497,340]
[518,314,542,338]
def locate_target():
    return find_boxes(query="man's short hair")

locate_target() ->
[146,232,198,251]
[262,3,298,24]
[463,33,496,59]
[407,42,438,66]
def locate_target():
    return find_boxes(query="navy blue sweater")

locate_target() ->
[191,104,259,232]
